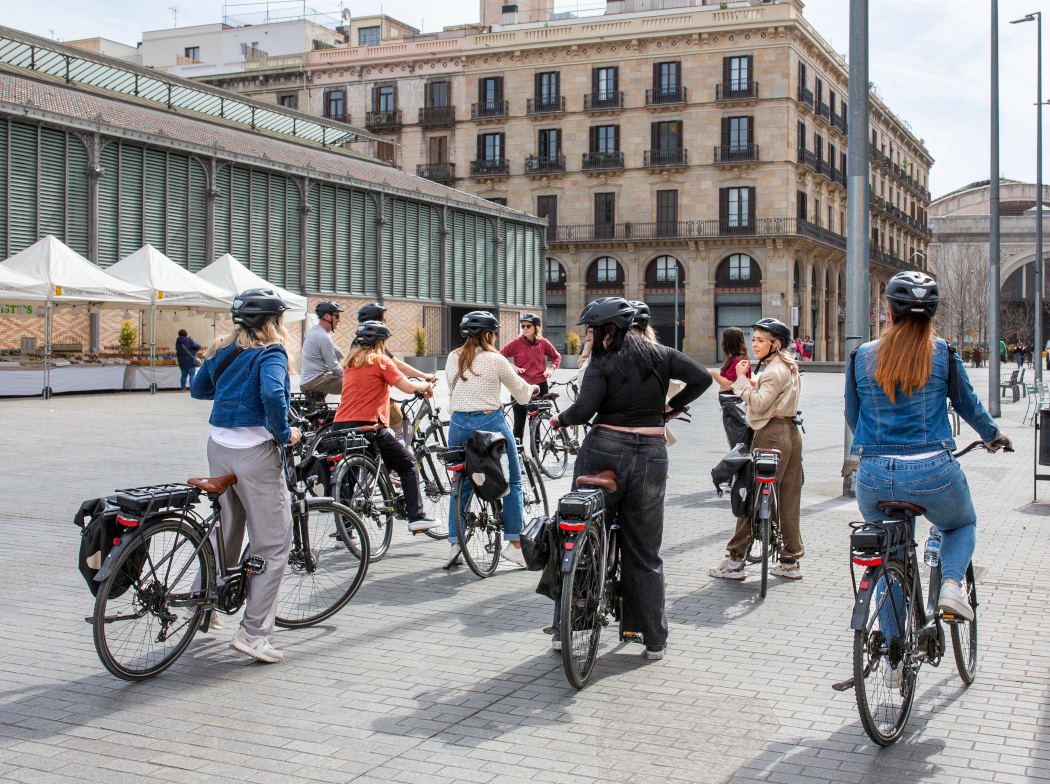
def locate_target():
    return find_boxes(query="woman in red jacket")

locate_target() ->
[500,313,561,443]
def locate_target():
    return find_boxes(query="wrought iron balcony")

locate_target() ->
[797,146,818,170]
[581,151,625,170]
[644,148,688,167]
[816,101,830,121]
[583,91,624,111]
[416,162,456,181]
[646,86,687,106]
[870,246,920,272]
[716,81,759,101]
[365,109,402,130]
[797,85,814,109]
[469,158,509,177]
[549,217,847,250]
[471,100,509,119]
[418,106,456,125]
[714,144,760,163]
[526,96,565,114]
[525,154,566,173]
[831,111,848,134]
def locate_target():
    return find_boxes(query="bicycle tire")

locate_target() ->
[419,418,451,540]
[759,517,769,598]
[560,522,604,689]
[274,499,370,629]
[522,454,550,519]
[854,558,918,746]
[453,473,502,578]
[333,455,394,562]
[950,562,978,685]
[93,515,212,682]
[532,415,568,479]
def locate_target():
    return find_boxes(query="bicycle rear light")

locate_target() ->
[116,515,140,527]
[559,520,586,532]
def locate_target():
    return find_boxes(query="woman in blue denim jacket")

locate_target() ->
[845,272,1011,620]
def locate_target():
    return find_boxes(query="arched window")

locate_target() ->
[715,254,762,288]
[587,256,624,286]
[545,259,565,286]
[645,256,684,288]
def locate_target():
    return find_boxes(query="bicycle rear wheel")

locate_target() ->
[854,558,918,746]
[453,476,502,578]
[334,455,394,561]
[949,563,978,684]
[560,523,604,689]
[521,454,550,519]
[532,416,568,479]
[759,517,770,598]
[419,423,451,540]
[274,499,370,628]
[93,515,213,682]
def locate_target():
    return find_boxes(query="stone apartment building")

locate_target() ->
[176,0,934,361]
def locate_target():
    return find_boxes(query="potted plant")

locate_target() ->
[404,324,439,373]
[561,330,581,369]
[118,320,137,358]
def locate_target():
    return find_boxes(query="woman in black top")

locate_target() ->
[550,297,710,659]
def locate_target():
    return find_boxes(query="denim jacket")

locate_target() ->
[191,342,292,444]
[845,338,998,456]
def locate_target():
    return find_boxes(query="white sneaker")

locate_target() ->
[770,561,803,580]
[230,627,283,663]
[408,516,439,533]
[709,559,746,580]
[938,582,974,622]
[501,543,527,568]
[444,543,463,569]
[208,613,224,632]
[551,636,562,652]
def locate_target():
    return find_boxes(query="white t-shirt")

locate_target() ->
[211,426,273,449]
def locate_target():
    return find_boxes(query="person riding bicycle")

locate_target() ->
[445,311,539,568]
[551,297,710,660]
[710,317,805,582]
[845,271,1011,621]
[500,313,561,445]
[190,288,301,664]
[300,301,345,397]
[331,321,439,533]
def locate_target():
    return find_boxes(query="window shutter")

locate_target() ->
[748,187,757,224]
[478,79,485,104]
[651,122,658,151]
[553,72,559,97]
[721,117,729,146]
[371,86,378,112]
[613,125,620,152]
[496,77,504,103]
[675,121,683,150]
[555,128,562,155]
[653,62,660,90]
[535,72,542,102]
[719,188,729,223]
[722,56,731,85]
[393,83,399,108]
[746,56,753,85]
[592,67,599,95]
[612,66,619,92]
[589,126,597,153]
[747,115,755,145]
[499,132,506,159]
[477,133,483,160]
[674,61,682,88]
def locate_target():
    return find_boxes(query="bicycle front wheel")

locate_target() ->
[522,454,550,519]
[560,523,604,689]
[419,426,451,540]
[274,499,370,628]
[453,475,502,578]
[854,558,918,746]
[950,563,978,684]
[334,455,394,561]
[532,416,568,479]
[93,515,213,682]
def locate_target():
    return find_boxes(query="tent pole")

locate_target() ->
[150,306,157,395]
[43,301,52,400]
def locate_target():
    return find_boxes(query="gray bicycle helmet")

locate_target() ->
[315,301,344,317]
[354,320,391,346]
[751,317,792,350]
[460,311,500,337]
[629,300,651,329]
[231,288,287,329]
[357,302,387,322]
[886,271,939,320]
[577,297,636,330]
[520,312,541,327]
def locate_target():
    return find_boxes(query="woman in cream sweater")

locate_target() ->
[444,311,538,567]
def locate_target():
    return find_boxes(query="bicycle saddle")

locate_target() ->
[753,448,783,458]
[542,392,560,399]
[188,475,238,494]
[576,471,617,492]
[351,423,382,433]
[879,501,925,517]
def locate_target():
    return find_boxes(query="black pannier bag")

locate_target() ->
[465,430,510,503]
[719,391,752,449]
[711,443,756,519]
[519,515,554,571]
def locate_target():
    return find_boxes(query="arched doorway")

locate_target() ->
[644,255,685,349]
[715,253,762,361]
[545,258,567,348]
[792,260,801,338]
[586,256,625,302]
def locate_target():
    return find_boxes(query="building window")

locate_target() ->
[536,72,560,103]
[376,141,395,163]
[797,120,806,151]
[655,61,680,93]
[720,186,755,229]
[592,125,619,153]
[359,26,381,46]
[797,190,807,221]
[728,254,752,281]
[537,195,558,242]
[798,61,808,91]
[479,77,503,109]
[278,94,297,109]
[653,255,680,283]
[486,197,508,206]
[596,67,617,99]
[652,120,681,152]
[184,46,200,61]
[374,85,396,113]
[479,132,504,161]
[728,56,749,91]
[546,258,565,284]
[428,136,448,164]
[594,193,615,227]
[656,190,678,235]
[725,116,750,152]
[324,90,346,120]
[595,257,620,283]
[538,128,561,160]
[427,81,449,108]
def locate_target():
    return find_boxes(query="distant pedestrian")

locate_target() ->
[1045,337,1050,370]
[802,335,814,361]
[972,346,982,368]
[175,329,201,391]
[1015,343,1025,369]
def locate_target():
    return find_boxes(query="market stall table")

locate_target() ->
[0,364,127,396]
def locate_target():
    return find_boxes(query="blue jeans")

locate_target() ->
[856,452,976,584]
[447,410,523,543]
[180,365,197,390]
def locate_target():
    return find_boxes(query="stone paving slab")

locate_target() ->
[0,367,1048,784]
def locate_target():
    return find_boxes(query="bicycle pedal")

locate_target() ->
[243,555,266,575]
[542,626,556,635]
[940,613,965,625]
[621,631,644,645]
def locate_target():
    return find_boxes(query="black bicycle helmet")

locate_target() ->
[886,271,939,319]
[315,301,343,317]
[629,300,651,329]
[354,320,391,346]
[520,312,541,327]
[357,302,387,322]
[577,297,636,330]
[460,311,500,337]
[231,288,287,329]
[751,317,792,350]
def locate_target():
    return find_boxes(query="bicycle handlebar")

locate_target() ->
[953,437,1014,458]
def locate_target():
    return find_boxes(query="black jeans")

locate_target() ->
[512,380,548,443]
[334,421,425,520]
[552,427,670,647]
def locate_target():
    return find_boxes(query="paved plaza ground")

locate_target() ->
[0,365,1048,784]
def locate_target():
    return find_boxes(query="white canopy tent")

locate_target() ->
[107,245,234,393]
[0,265,49,303]
[1,236,150,397]
[196,254,307,323]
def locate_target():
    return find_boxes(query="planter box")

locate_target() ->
[404,356,439,374]
[560,354,580,369]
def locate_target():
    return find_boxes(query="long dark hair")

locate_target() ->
[720,327,747,371]
[591,323,661,379]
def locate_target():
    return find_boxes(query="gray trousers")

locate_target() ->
[207,438,293,638]
[300,370,343,396]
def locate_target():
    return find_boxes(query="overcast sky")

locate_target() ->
[7,0,1045,199]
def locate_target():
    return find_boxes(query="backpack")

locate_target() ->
[465,430,510,503]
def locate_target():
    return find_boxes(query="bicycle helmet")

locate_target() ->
[629,300,651,329]
[751,317,792,351]
[315,301,343,317]
[576,297,636,330]
[354,320,391,346]
[520,313,541,327]
[357,302,387,322]
[231,288,287,329]
[460,311,500,337]
[886,271,939,319]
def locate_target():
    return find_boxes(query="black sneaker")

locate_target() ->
[644,644,666,661]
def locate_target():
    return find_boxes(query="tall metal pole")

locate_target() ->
[1037,13,1043,383]
[674,264,680,351]
[843,0,870,496]
[989,0,1002,417]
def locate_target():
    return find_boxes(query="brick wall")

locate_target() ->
[0,308,131,354]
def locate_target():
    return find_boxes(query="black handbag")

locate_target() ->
[465,430,510,503]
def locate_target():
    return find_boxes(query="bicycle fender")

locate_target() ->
[561,533,578,572]
[94,528,141,584]
[757,483,773,519]
[850,565,882,631]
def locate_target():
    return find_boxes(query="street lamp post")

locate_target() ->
[989,0,1002,417]
[1011,12,1043,383]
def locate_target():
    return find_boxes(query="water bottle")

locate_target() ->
[923,526,941,567]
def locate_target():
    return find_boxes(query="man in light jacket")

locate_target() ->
[300,301,345,396]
